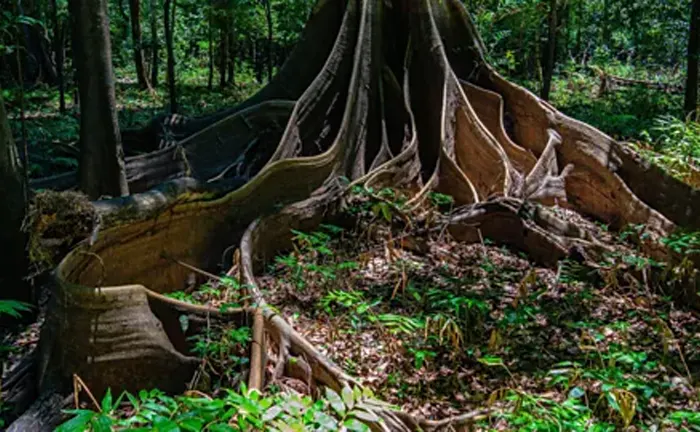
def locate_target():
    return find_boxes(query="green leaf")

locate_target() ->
[91,414,113,432]
[325,388,346,416]
[344,418,370,431]
[179,418,205,431]
[262,405,283,422]
[0,300,32,318]
[351,409,380,423]
[101,388,113,413]
[342,386,355,410]
[55,410,96,432]
[568,387,586,399]
[477,355,505,367]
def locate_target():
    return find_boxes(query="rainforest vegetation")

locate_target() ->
[1,0,700,431]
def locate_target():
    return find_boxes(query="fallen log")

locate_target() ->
[592,66,684,97]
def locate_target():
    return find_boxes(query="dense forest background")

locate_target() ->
[0,0,698,184]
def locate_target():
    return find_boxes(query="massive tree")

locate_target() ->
[69,0,129,199]
[8,0,700,429]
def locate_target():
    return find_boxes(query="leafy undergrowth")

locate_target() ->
[254,187,700,431]
[51,187,700,431]
[56,384,383,432]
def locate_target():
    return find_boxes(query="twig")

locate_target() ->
[73,374,101,411]
[161,252,221,281]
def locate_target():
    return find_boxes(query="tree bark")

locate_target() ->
[0,92,28,306]
[150,0,159,87]
[69,0,129,199]
[50,0,66,113]
[219,24,229,88]
[128,0,152,90]
[207,5,214,90]
[541,0,557,100]
[262,0,273,81]
[228,19,236,85]
[164,0,177,113]
[686,0,700,117]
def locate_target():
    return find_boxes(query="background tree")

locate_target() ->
[49,0,66,113]
[150,0,159,87]
[128,0,152,90]
[0,92,28,307]
[69,0,129,199]
[261,0,273,81]
[541,0,558,100]
[686,0,700,117]
[164,0,177,112]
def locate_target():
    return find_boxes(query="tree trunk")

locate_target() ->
[128,0,152,90]
[69,0,129,199]
[219,25,229,88]
[541,0,557,100]
[263,0,273,81]
[686,0,700,117]
[150,0,159,87]
[227,19,235,85]
[207,5,214,90]
[0,93,28,306]
[50,0,66,113]
[164,0,177,113]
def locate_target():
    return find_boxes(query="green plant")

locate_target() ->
[0,300,31,318]
[662,230,700,255]
[483,390,617,432]
[650,115,700,164]
[57,384,389,431]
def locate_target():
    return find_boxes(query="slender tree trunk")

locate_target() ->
[207,6,214,90]
[686,0,700,117]
[263,0,273,81]
[541,0,558,101]
[50,0,66,113]
[219,24,229,88]
[227,19,235,85]
[150,0,159,87]
[69,0,129,199]
[164,0,177,113]
[128,0,152,90]
[0,92,28,307]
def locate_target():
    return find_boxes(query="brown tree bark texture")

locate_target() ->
[16,0,700,430]
[0,93,28,305]
[69,0,129,199]
[128,0,152,90]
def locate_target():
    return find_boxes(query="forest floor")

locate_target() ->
[33,186,697,431]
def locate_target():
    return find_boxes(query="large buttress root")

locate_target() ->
[18,0,699,430]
